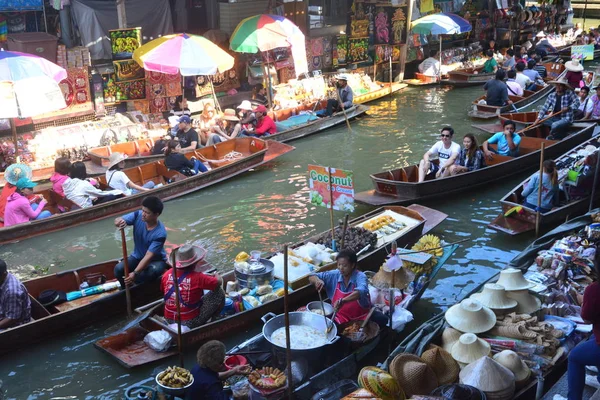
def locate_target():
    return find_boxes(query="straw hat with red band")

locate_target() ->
[175,244,207,268]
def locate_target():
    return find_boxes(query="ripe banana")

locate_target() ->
[403,234,443,275]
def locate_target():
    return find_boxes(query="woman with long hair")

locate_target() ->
[252,83,267,104]
[62,161,123,208]
[521,159,559,213]
[164,140,207,176]
[198,103,225,145]
[444,134,486,177]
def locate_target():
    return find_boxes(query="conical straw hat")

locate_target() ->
[421,346,460,385]
[442,327,463,352]
[372,264,414,290]
[445,299,496,333]
[470,284,518,314]
[493,350,531,383]
[495,268,535,291]
[459,356,515,394]
[389,353,439,398]
[450,333,491,365]
[505,289,542,314]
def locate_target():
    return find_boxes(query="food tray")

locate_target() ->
[355,209,421,247]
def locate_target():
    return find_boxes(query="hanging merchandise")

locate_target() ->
[374,7,392,45]
[348,38,369,64]
[335,35,348,65]
[421,0,434,13]
[391,8,407,44]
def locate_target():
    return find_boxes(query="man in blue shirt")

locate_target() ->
[482,121,521,158]
[319,74,354,117]
[113,196,168,288]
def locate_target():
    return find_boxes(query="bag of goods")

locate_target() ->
[357,366,405,400]
[243,296,260,308]
[143,329,173,352]
[257,285,273,295]
[259,293,279,303]
[239,288,250,296]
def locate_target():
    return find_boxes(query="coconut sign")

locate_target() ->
[308,165,355,212]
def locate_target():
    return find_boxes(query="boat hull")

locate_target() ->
[443,68,494,87]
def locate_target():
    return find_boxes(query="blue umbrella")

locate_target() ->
[411,13,472,79]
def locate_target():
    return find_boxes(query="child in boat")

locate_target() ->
[521,160,559,213]
[4,178,52,227]
[50,158,71,197]
[62,162,123,208]
[105,152,155,196]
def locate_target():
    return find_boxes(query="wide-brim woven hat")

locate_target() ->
[445,299,496,334]
[389,353,439,398]
[175,244,208,268]
[421,346,460,385]
[505,289,542,314]
[493,350,531,383]
[431,383,487,400]
[372,264,413,290]
[459,357,515,395]
[565,59,584,72]
[4,163,32,185]
[108,152,127,170]
[222,108,239,121]
[442,327,463,352]
[238,100,253,111]
[470,283,518,313]
[450,333,491,366]
[548,77,574,91]
[495,268,535,291]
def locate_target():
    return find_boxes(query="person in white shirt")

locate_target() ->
[506,70,524,97]
[574,86,593,120]
[515,62,532,90]
[418,126,461,182]
[105,152,156,196]
[62,162,123,208]
[418,50,441,77]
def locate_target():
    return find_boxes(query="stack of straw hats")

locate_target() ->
[389,354,439,398]
[450,333,491,368]
[459,357,515,400]
[357,366,404,400]
[421,346,461,385]
[442,327,462,352]
[470,283,517,315]
[495,268,541,314]
[445,299,496,333]
[431,383,487,400]
[372,263,414,290]
[493,350,531,387]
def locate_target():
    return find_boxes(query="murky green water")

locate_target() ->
[0,83,554,398]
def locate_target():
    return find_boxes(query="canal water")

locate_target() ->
[0,83,551,398]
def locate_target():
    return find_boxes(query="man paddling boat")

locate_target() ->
[0,259,31,330]
[114,196,168,288]
[318,74,354,117]
[534,77,579,140]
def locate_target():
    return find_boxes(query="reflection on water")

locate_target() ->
[0,84,548,398]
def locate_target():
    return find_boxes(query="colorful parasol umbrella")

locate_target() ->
[133,33,234,76]
[411,13,471,79]
[0,49,67,161]
[230,14,293,53]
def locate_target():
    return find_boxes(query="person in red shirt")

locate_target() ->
[562,249,600,400]
[161,244,225,329]
[245,105,276,137]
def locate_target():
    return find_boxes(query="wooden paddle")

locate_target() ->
[516,109,567,137]
[335,89,352,131]
[170,247,185,368]
[535,143,546,237]
[120,228,133,317]
[282,244,294,399]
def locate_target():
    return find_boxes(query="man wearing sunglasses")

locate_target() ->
[418,127,461,182]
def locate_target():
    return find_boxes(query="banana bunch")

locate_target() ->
[403,234,443,275]
[157,366,192,388]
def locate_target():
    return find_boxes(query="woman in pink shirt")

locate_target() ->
[49,157,71,197]
[4,178,52,227]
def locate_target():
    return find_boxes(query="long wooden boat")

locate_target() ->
[0,259,161,355]
[0,138,294,245]
[473,110,600,136]
[88,138,162,168]
[404,73,440,87]
[354,82,407,104]
[488,132,600,235]
[94,204,449,368]
[355,123,596,206]
[442,66,495,87]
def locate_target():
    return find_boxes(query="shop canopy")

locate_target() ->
[132,33,234,76]
[411,12,472,35]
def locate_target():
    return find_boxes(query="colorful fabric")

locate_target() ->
[0,0,43,11]
[311,38,324,56]
[0,273,31,325]
[538,91,579,122]
[348,38,369,63]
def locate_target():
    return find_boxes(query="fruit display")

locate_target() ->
[157,366,193,388]
[248,367,286,389]
[314,225,377,254]
[362,215,406,236]
[402,234,443,275]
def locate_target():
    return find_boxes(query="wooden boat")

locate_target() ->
[489,132,600,235]
[88,138,162,168]
[0,259,161,355]
[354,82,407,104]
[0,138,294,245]
[404,73,440,87]
[93,204,449,368]
[473,110,600,136]
[442,66,495,87]
[468,63,566,120]
[355,123,596,206]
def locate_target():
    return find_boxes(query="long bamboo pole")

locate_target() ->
[119,228,133,317]
[589,151,600,212]
[328,167,336,251]
[283,244,294,399]
[171,248,185,368]
[535,143,546,237]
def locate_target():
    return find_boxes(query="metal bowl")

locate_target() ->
[155,373,194,396]
[261,312,338,353]
[306,301,334,317]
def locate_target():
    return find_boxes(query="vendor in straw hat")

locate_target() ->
[161,244,225,329]
[308,249,388,328]
[105,152,156,196]
[187,340,251,400]
[317,74,354,117]
[213,108,240,140]
[565,59,584,90]
[534,77,579,140]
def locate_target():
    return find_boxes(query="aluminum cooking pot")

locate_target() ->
[261,312,339,352]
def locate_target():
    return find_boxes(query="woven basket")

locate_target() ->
[389,354,439,398]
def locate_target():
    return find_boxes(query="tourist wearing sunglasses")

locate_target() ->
[417,126,461,182]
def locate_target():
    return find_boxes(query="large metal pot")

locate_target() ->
[261,312,339,353]
[235,258,274,289]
